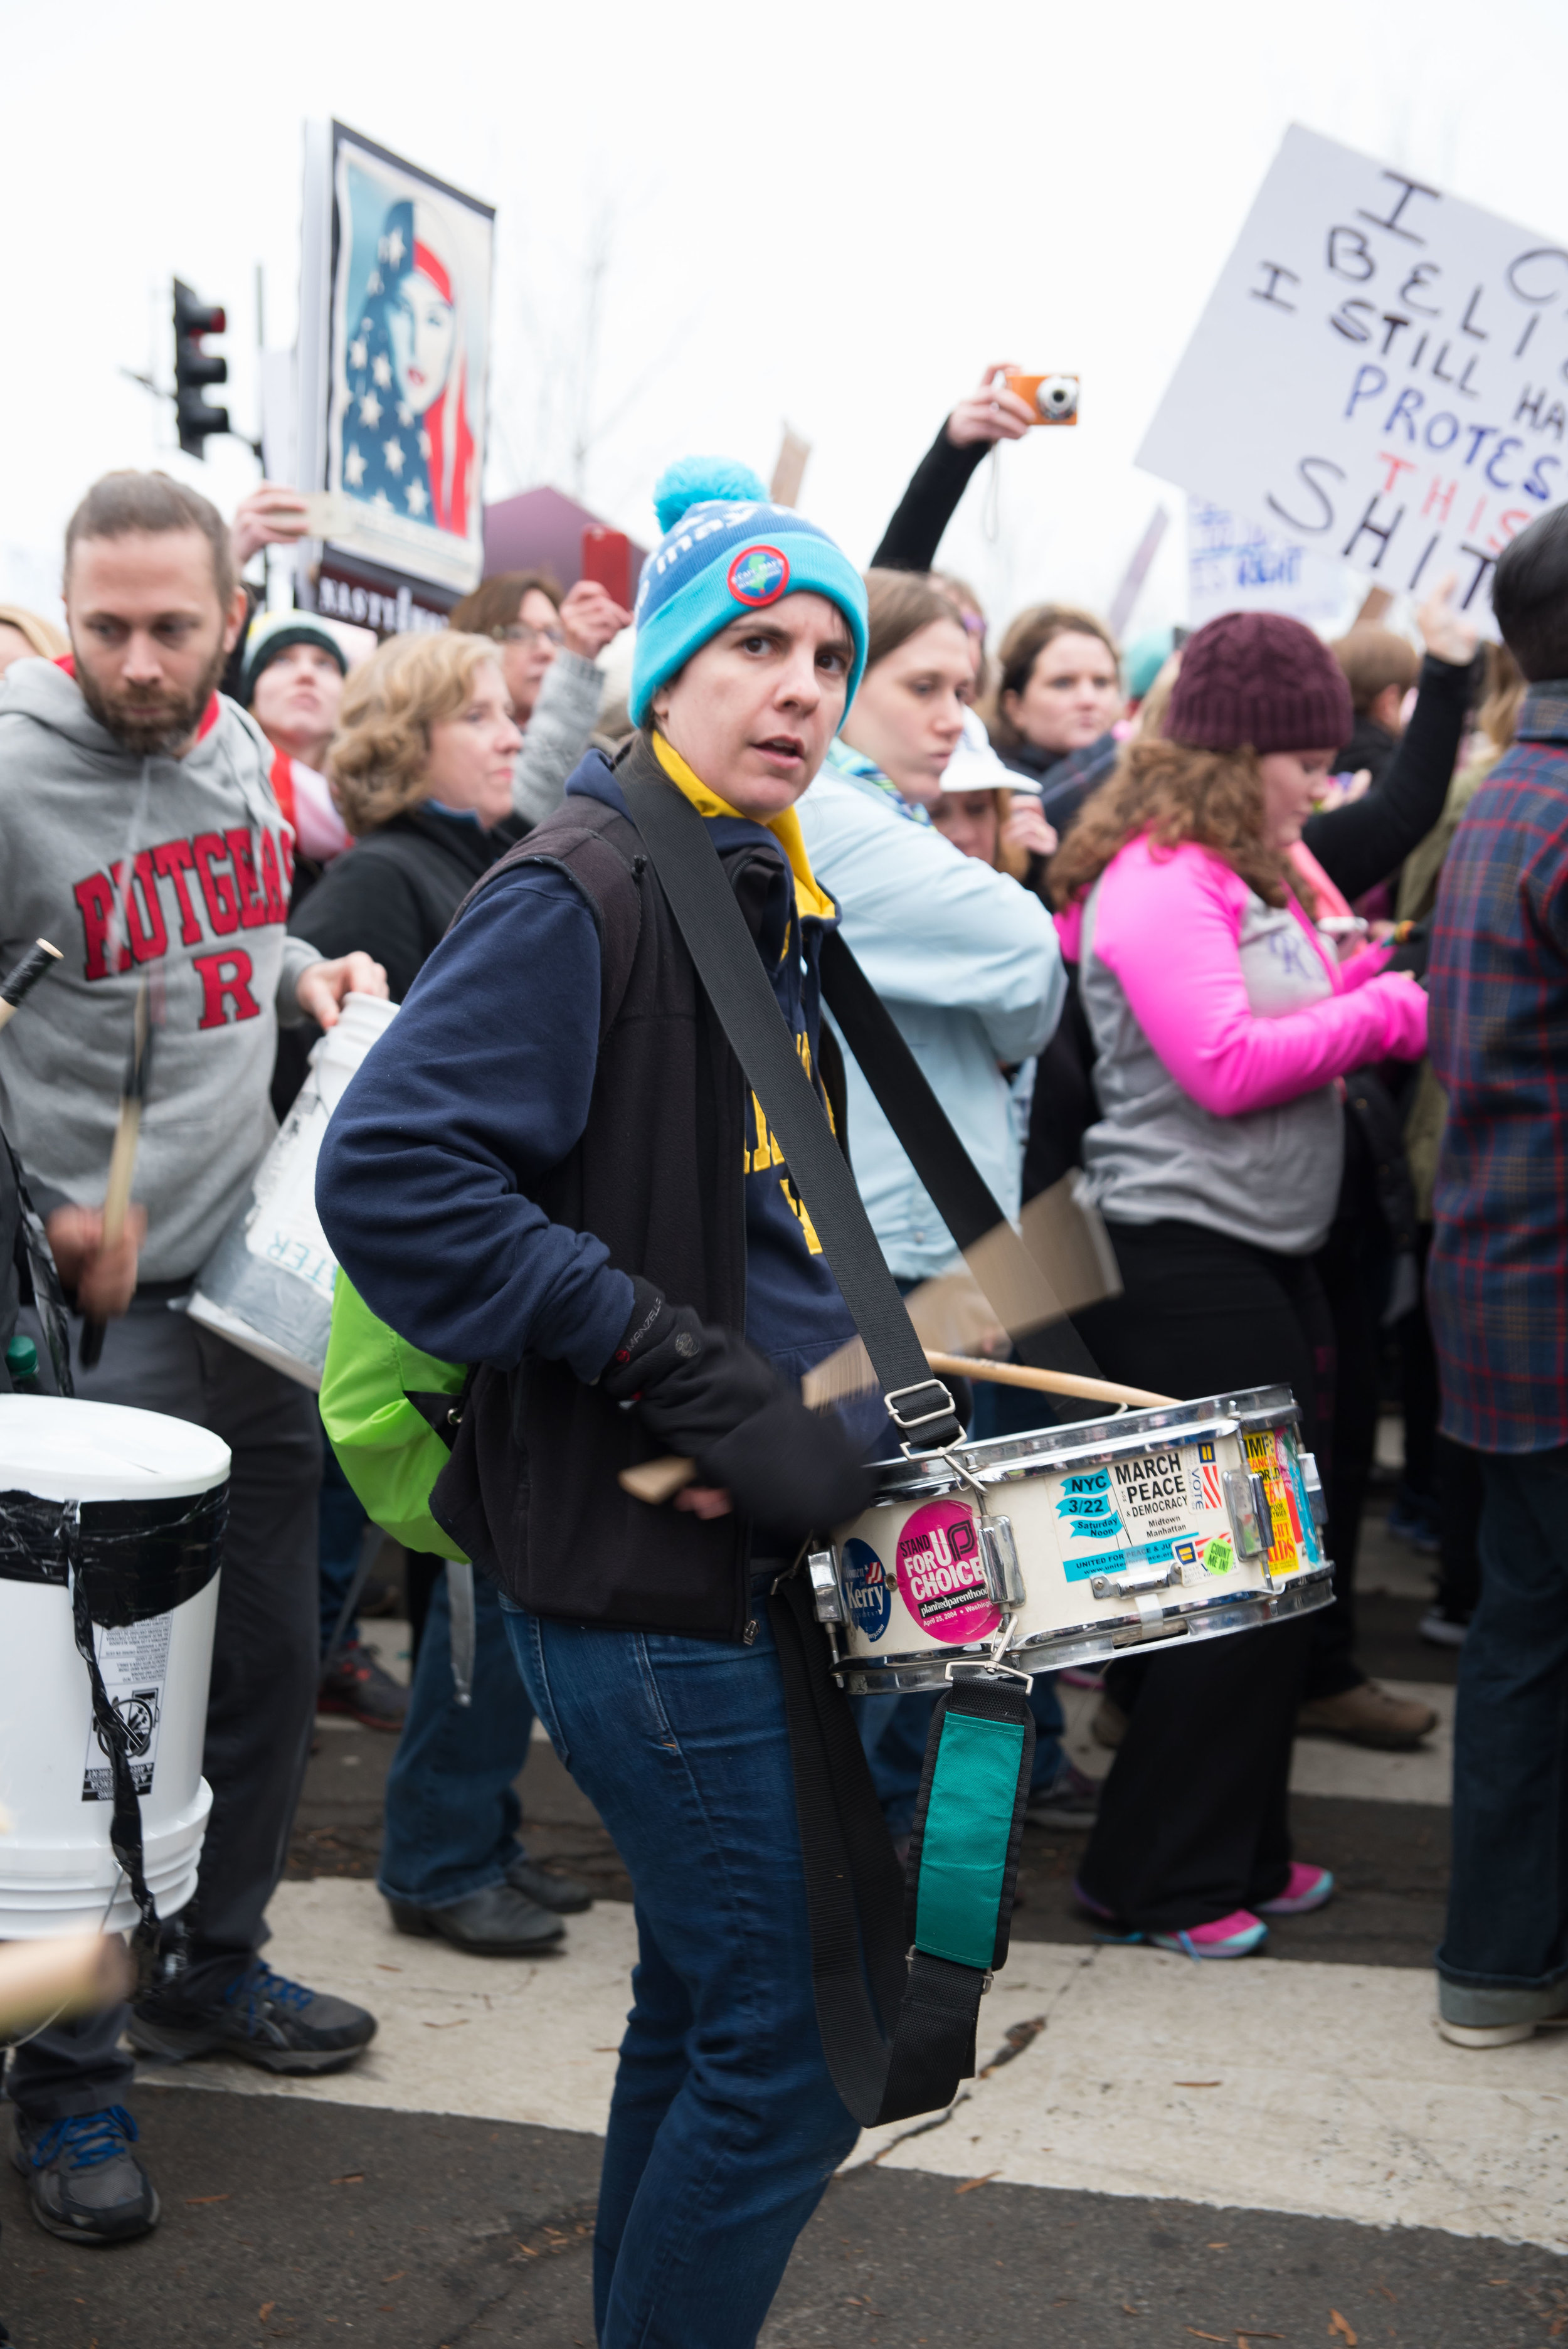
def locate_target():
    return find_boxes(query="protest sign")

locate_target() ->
[1187,499,1348,630]
[1138,126,1568,621]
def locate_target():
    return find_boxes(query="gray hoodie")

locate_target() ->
[0,657,320,1281]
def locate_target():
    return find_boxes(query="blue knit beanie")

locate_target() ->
[628,457,869,728]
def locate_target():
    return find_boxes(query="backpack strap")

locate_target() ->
[452,807,645,1046]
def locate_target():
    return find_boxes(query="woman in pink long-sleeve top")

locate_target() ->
[1051,612,1428,1958]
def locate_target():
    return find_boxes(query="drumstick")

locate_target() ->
[0,938,62,1030]
[80,985,154,1371]
[617,1352,1178,1507]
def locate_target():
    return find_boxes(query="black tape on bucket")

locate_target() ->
[0,1486,227,1626]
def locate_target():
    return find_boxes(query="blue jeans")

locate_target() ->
[319,1425,368,1657]
[378,1567,535,1909]
[853,1675,1065,1837]
[502,1583,859,2349]
[1439,1445,1568,2009]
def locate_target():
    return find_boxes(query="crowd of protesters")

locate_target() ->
[0,358,1564,2348]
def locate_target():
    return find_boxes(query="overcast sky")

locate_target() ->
[7,0,1567,640]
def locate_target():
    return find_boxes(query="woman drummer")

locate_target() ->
[316,458,892,2346]
[1050,612,1429,1956]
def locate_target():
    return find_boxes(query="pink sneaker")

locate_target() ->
[1258,1863,1334,1916]
[1150,1911,1268,1959]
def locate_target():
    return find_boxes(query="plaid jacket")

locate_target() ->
[1428,685,1568,1453]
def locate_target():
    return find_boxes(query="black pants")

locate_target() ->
[1073,1220,1329,1934]
[1306,1213,1379,1700]
[6,1303,320,2119]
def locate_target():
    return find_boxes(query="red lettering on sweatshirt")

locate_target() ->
[193,949,260,1029]
[125,849,168,963]
[225,829,268,929]
[192,834,240,934]
[75,869,130,981]
[151,838,204,945]
[257,830,287,924]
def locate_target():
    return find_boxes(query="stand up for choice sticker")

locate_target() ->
[1138,125,1568,625]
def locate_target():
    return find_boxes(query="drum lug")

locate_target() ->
[1224,1468,1272,1559]
[1089,1562,1176,1598]
[978,1516,1026,1608]
[806,1549,846,1625]
[1298,1450,1329,1527]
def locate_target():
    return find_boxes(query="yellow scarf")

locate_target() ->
[651,733,837,924]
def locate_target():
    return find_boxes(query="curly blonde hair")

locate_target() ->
[327,632,506,835]
[1049,734,1315,917]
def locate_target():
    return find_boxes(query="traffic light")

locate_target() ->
[172,279,229,459]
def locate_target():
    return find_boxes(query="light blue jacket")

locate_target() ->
[797,744,1066,1281]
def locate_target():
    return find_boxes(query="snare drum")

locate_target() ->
[812,1385,1333,1693]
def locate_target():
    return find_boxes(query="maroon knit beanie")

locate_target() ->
[1165,612,1352,754]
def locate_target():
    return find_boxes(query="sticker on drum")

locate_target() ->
[840,1538,893,1641]
[1244,1429,1306,1572]
[894,1498,1000,1643]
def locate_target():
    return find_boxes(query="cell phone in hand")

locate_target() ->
[581,527,630,607]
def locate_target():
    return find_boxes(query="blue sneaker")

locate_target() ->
[128,1958,376,2077]
[13,2105,159,2243]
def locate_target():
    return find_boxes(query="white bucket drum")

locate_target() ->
[812,1385,1332,1693]
[188,991,398,1389]
[0,1396,228,1937]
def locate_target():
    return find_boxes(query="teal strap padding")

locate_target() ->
[913,1713,1025,1969]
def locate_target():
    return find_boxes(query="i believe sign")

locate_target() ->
[1138,126,1568,622]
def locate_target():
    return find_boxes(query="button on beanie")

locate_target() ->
[1165,612,1353,755]
[240,608,350,707]
[628,457,869,728]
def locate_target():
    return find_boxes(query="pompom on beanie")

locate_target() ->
[628,457,869,727]
[1165,612,1352,755]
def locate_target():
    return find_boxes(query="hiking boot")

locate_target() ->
[1091,1695,1128,1750]
[1026,1761,1102,1830]
[506,1853,593,1914]
[319,1639,408,1731]
[388,1879,565,1954]
[13,2106,158,2244]
[129,1959,376,2076]
[1297,1679,1437,1750]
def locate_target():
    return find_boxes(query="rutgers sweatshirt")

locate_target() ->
[0,657,322,1283]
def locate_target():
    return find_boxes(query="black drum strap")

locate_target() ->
[770,1574,1034,2127]
[64,1511,159,1985]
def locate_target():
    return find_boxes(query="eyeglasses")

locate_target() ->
[493,621,566,650]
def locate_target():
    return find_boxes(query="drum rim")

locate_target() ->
[863,1382,1301,1499]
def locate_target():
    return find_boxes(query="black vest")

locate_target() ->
[432,790,760,1640]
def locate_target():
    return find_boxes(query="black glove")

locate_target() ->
[603,1276,874,1534]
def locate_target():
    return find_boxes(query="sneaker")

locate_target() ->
[1420,1605,1471,1649]
[13,2105,159,2244]
[1072,1878,1118,1923]
[1150,1910,1269,1959]
[318,1640,408,1731]
[1387,1489,1441,1554]
[1258,1862,1335,1915]
[506,1853,593,1914]
[388,1879,566,1955]
[1297,1679,1438,1750]
[1026,1761,1102,1829]
[1059,1667,1104,1690]
[1091,1695,1128,1751]
[1437,1976,1568,2049]
[128,1959,376,2076]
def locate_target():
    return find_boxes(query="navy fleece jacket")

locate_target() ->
[315,753,865,1407]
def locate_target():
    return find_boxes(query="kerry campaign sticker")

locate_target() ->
[840,1537,892,1642]
[894,1498,999,1644]
[728,545,790,606]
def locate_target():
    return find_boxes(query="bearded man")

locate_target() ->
[0,471,384,2247]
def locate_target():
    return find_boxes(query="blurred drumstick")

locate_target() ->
[617,1350,1177,1507]
[0,1932,132,2035]
[80,983,154,1372]
[0,938,63,1031]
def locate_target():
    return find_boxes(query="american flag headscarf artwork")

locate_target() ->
[341,196,475,538]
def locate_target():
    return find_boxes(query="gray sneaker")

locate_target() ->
[1026,1761,1103,1829]
[13,2105,159,2244]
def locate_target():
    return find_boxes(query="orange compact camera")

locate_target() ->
[1005,372,1079,426]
